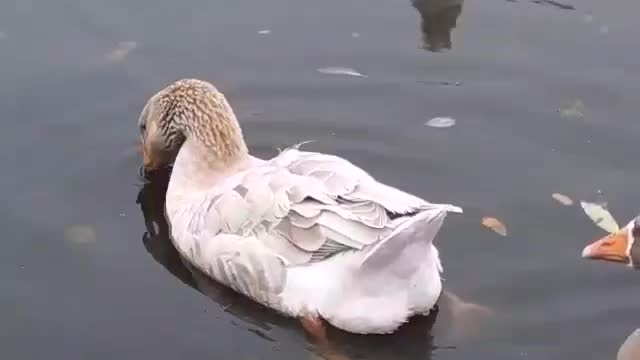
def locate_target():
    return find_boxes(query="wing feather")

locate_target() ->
[195,147,453,268]
[313,211,386,246]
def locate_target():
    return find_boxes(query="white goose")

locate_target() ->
[138,79,462,335]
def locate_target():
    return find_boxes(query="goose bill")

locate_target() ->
[581,228,629,264]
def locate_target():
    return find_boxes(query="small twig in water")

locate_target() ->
[533,0,575,10]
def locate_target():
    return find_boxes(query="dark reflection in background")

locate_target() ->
[135,169,441,360]
[411,0,464,52]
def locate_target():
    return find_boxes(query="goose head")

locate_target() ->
[582,216,640,267]
[137,78,248,176]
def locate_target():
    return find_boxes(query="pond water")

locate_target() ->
[2,0,640,359]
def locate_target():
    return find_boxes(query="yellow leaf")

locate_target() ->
[580,201,619,233]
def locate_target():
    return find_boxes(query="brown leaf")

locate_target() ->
[552,193,574,206]
[481,216,507,236]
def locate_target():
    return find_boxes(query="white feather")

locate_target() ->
[166,143,461,334]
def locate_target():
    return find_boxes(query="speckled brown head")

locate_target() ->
[138,79,248,174]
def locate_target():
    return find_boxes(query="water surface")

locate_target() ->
[2,0,640,359]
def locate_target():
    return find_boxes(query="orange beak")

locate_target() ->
[581,227,630,264]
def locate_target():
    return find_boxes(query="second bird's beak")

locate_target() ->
[581,227,630,264]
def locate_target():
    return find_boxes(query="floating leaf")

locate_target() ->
[418,80,462,87]
[618,329,640,360]
[580,201,619,233]
[257,29,271,35]
[599,25,609,34]
[351,32,360,38]
[481,217,507,236]
[552,193,574,206]
[559,99,586,118]
[317,67,367,78]
[426,117,456,128]
[0,32,6,40]
[106,41,137,64]
[64,225,97,245]
[535,0,575,10]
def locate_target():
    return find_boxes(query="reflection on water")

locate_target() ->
[411,0,463,52]
[136,168,286,335]
[136,169,441,360]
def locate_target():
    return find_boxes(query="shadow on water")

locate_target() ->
[411,0,463,52]
[135,168,444,360]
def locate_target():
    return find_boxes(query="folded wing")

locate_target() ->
[191,148,460,267]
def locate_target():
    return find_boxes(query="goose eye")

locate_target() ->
[140,123,146,133]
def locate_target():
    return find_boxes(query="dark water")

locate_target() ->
[2,0,640,359]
